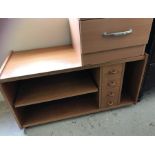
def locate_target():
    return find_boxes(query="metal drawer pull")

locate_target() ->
[103,29,133,37]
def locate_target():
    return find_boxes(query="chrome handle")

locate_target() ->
[103,29,133,37]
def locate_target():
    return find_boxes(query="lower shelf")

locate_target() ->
[21,93,134,128]
[22,94,99,128]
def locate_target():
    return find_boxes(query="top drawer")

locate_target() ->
[80,19,152,54]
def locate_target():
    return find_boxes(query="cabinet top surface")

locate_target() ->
[0,45,82,82]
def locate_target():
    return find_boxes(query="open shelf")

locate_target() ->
[121,58,147,103]
[21,94,99,128]
[15,71,98,107]
[0,45,82,82]
[21,93,133,128]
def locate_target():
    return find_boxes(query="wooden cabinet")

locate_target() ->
[0,18,152,128]
[0,51,148,128]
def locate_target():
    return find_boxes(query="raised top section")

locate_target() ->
[0,45,82,82]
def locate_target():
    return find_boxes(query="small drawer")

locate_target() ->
[82,45,145,65]
[80,18,152,54]
[102,87,120,98]
[103,63,124,79]
[102,94,119,108]
[101,86,120,108]
[102,78,121,89]
[101,87,120,108]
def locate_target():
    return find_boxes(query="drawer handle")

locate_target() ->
[103,29,133,37]
[109,69,118,74]
[108,81,116,87]
[107,101,114,106]
[107,92,115,97]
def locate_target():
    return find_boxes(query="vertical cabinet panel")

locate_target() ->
[90,67,102,108]
[0,82,23,128]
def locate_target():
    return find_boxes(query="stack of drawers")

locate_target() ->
[101,63,125,108]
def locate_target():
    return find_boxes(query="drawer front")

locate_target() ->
[102,87,120,98]
[103,64,124,79]
[103,78,121,89]
[103,94,119,108]
[80,18,152,54]
[102,87,120,108]
[102,87,120,99]
[102,63,124,88]
[82,45,145,66]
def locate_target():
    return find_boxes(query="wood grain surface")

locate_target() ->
[0,45,82,82]
[15,71,98,107]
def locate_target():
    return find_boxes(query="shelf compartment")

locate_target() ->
[21,93,133,128]
[21,94,99,128]
[121,56,147,103]
[15,71,98,107]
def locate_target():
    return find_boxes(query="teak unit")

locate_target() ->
[0,49,148,128]
[0,18,153,128]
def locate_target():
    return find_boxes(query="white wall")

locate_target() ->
[0,18,71,102]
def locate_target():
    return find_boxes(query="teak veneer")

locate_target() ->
[0,18,152,128]
[0,45,82,82]
[0,47,148,128]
